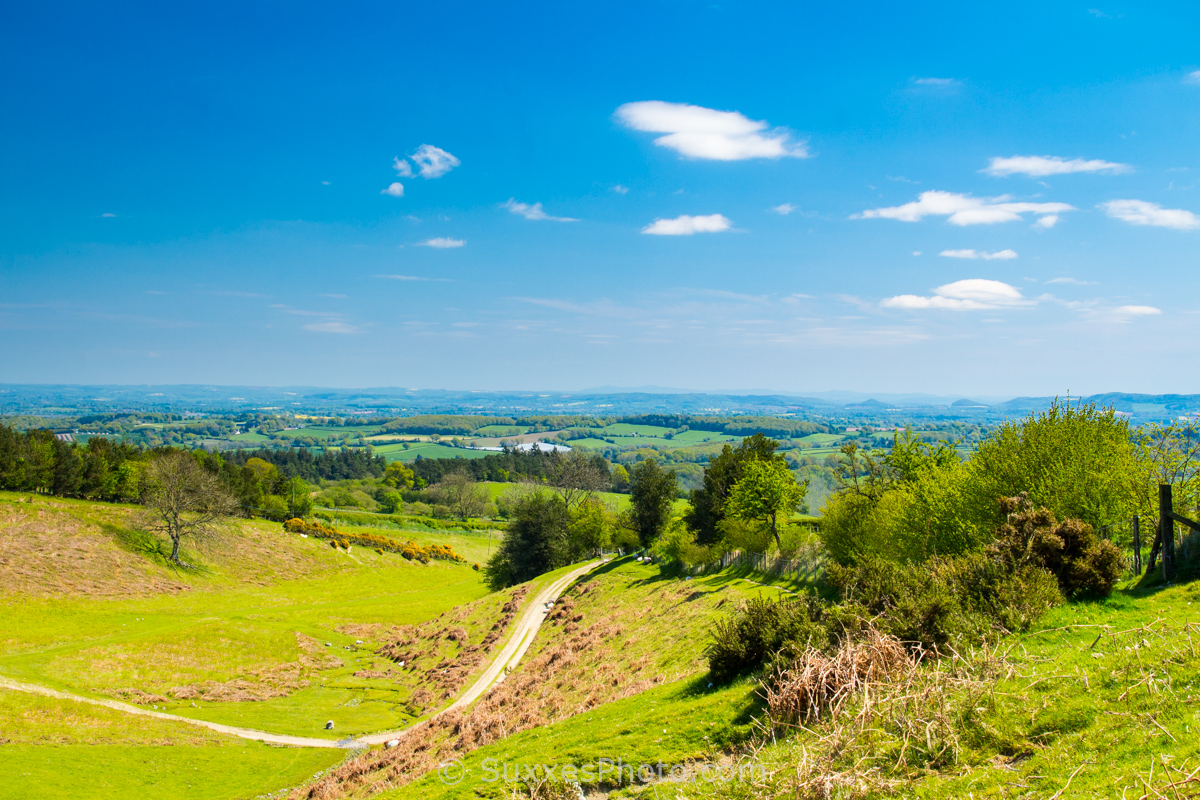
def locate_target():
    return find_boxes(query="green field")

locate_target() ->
[0,493,493,742]
[600,423,675,437]
[370,442,495,463]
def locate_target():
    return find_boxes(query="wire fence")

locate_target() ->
[1097,513,1200,577]
[677,545,826,583]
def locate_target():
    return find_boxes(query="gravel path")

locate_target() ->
[0,558,607,750]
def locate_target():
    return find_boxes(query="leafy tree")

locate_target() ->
[685,433,781,544]
[485,491,573,588]
[568,495,613,556]
[139,451,238,565]
[629,458,677,547]
[611,464,630,492]
[725,458,808,549]
[383,461,415,489]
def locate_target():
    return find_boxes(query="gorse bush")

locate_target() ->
[828,553,1061,651]
[989,494,1124,597]
[706,594,829,684]
[283,518,467,564]
[707,549,1062,682]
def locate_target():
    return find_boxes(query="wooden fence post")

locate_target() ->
[1161,484,1176,582]
[1132,515,1141,574]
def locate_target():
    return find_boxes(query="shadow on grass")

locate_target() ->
[675,673,765,729]
[101,523,212,576]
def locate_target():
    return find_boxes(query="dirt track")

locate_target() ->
[0,558,606,749]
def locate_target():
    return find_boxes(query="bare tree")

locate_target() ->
[140,451,238,565]
[433,471,490,520]
[549,449,608,510]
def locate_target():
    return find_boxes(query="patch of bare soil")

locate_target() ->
[167,633,344,703]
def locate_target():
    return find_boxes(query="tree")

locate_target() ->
[383,461,415,489]
[611,464,630,493]
[434,471,489,520]
[569,495,614,556]
[684,434,781,544]
[140,451,238,565]
[549,449,609,509]
[485,491,573,588]
[725,458,808,550]
[629,458,678,547]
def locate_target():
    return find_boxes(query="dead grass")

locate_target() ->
[0,493,406,600]
[765,627,914,728]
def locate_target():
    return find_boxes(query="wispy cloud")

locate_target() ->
[882,279,1032,310]
[613,184,629,194]
[501,198,579,222]
[1184,70,1200,85]
[1113,305,1161,317]
[939,248,1018,260]
[770,203,796,215]
[857,190,1072,226]
[418,237,466,248]
[984,155,1129,177]
[374,274,452,282]
[100,212,117,218]
[1046,277,1096,285]
[392,157,414,177]
[911,77,960,88]
[381,182,404,198]
[304,321,362,334]
[642,213,733,235]
[1100,199,1200,230]
[615,101,808,161]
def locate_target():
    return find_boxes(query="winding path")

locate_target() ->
[0,558,607,749]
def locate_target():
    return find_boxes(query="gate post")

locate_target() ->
[1132,515,1141,574]
[1161,484,1176,582]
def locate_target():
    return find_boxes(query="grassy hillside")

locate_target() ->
[291,558,777,799]
[0,691,343,800]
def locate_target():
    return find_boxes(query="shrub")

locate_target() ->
[988,494,1124,597]
[827,553,1061,651]
[706,594,829,683]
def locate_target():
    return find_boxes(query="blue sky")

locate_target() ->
[2,2,1199,396]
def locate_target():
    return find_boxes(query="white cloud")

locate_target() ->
[881,279,1032,311]
[1100,199,1200,230]
[304,321,361,334]
[1035,214,1060,229]
[409,144,460,178]
[374,274,452,282]
[1184,70,1200,86]
[857,190,1072,226]
[381,182,404,198]
[939,248,1018,260]
[101,212,117,218]
[912,77,960,87]
[641,213,733,235]
[1046,277,1096,285]
[1114,305,1162,316]
[392,157,413,177]
[418,237,466,248]
[770,203,796,215]
[984,155,1129,177]
[613,184,629,194]
[501,198,579,222]
[615,101,808,161]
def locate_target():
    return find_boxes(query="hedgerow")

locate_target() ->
[283,518,467,564]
